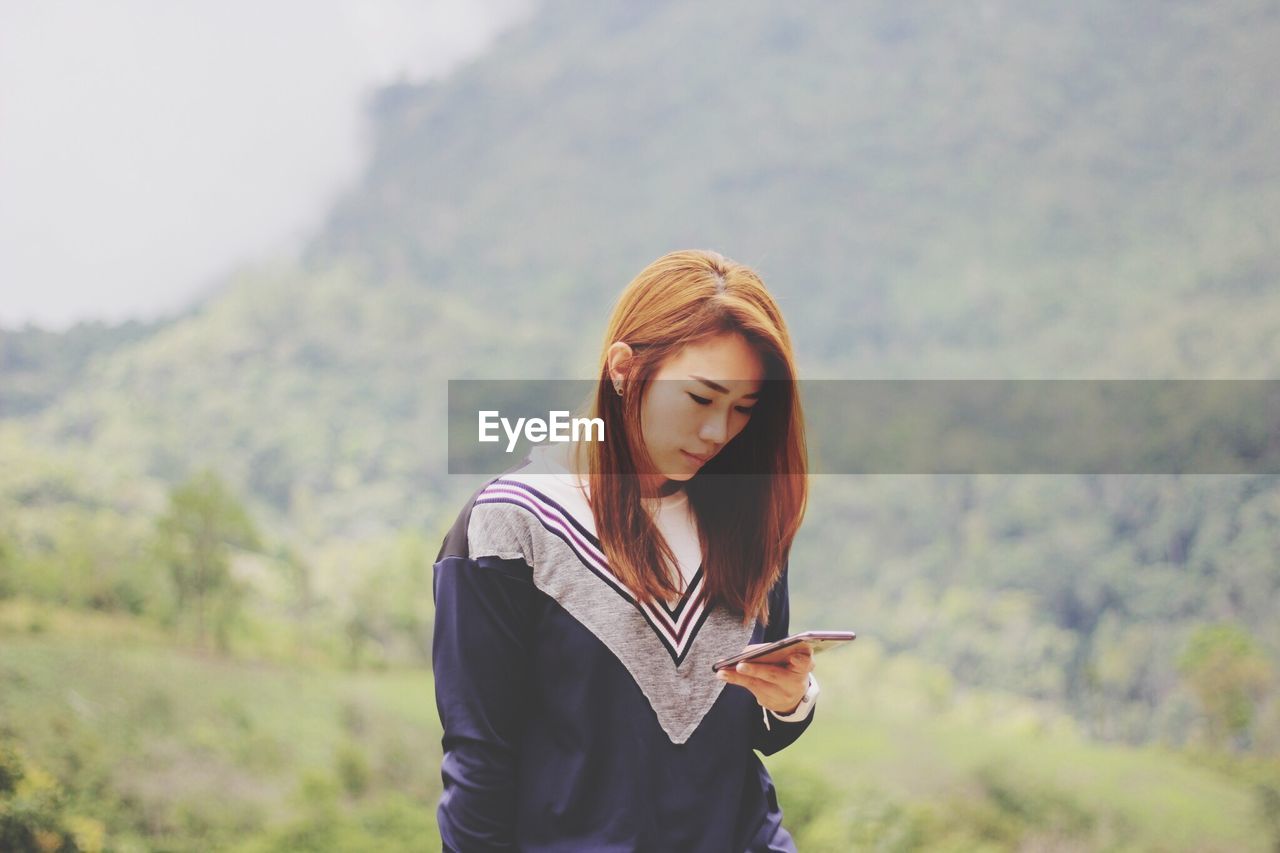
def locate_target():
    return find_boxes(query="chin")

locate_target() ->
[662,464,697,481]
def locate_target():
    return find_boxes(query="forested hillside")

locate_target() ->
[318,0,1280,378]
[0,319,165,417]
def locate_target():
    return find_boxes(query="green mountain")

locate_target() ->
[0,318,166,417]
[314,0,1280,378]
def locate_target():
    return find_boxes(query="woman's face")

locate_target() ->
[611,333,765,494]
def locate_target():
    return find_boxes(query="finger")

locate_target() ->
[719,666,789,691]
[732,676,798,706]
[779,655,809,673]
[718,670,791,705]
[736,661,807,690]
[717,668,750,685]
[788,655,815,674]
[717,670,770,698]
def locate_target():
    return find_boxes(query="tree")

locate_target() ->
[1178,623,1275,749]
[153,469,260,650]
[0,528,15,599]
[343,531,435,669]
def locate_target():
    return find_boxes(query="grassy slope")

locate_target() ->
[1,602,1266,851]
[0,601,440,851]
[773,647,1268,850]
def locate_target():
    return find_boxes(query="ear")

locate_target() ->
[606,341,635,385]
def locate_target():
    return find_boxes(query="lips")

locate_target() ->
[683,450,710,464]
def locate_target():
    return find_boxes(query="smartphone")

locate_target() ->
[711,630,856,672]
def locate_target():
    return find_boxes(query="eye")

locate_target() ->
[688,392,756,415]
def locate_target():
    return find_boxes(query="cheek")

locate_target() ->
[647,415,688,452]
[638,397,678,454]
[642,391,692,438]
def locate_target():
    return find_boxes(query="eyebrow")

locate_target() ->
[689,375,761,399]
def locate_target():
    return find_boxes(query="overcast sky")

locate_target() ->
[0,0,531,330]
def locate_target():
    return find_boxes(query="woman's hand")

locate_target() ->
[716,643,814,714]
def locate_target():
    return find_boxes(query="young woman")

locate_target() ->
[433,249,820,851]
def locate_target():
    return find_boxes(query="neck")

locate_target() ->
[641,473,684,499]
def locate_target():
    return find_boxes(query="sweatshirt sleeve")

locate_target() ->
[751,562,818,756]
[433,550,540,851]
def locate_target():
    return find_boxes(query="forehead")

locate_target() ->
[655,334,766,385]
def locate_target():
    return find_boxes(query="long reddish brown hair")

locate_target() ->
[572,249,808,627]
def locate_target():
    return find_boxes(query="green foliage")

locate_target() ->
[0,527,15,600]
[1178,750,1280,852]
[342,531,436,670]
[971,763,1096,842]
[1179,623,1275,748]
[775,760,1121,851]
[0,426,170,619]
[0,319,164,418]
[232,779,436,853]
[1258,770,1280,851]
[792,474,1280,750]
[0,622,443,852]
[766,632,1271,849]
[0,739,106,852]
[19,515,157,616]
[153,470,261,650]
[335,741,371,799]
[4,608,1275,850]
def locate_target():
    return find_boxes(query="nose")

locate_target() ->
[698,408,730,445]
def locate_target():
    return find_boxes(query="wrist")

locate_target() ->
[767,673,818,716]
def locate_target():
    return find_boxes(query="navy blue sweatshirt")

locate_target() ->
[432,453,816,851]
